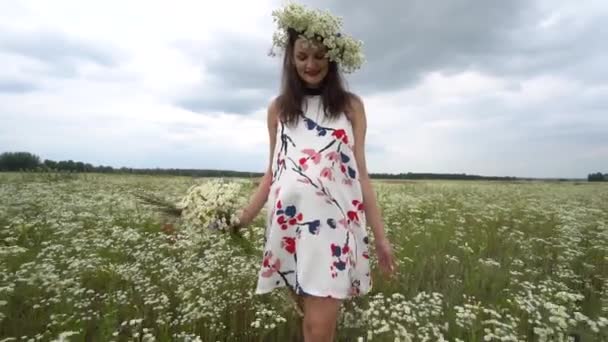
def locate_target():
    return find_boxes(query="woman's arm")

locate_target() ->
[348,94,395,276]
[347,95,387,242]
[236,98,279,228]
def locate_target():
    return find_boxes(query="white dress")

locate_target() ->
[254,95,372,299]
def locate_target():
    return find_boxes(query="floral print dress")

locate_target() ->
[254,95,372,299]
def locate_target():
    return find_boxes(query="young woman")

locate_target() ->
[235,4,396,341]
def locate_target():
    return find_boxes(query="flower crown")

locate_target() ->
[269,2,365,74]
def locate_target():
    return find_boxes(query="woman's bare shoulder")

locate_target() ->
[267,96,281,125]
[344,92,364,121]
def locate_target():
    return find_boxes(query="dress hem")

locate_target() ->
[254,283,372,300]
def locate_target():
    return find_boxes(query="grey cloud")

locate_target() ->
[172,0,607,178]
[300,0,608,94]
[479,17,608,84]
[0,79,38,93]
[174,33,281,114]
[1,30,117,65]
[177,90,272,115]
[0,29,121,79]
[365,142,386,154]
[532,126,608,145]
[300,0,529,92]
[175,0,608,113]
[2,1,604,178]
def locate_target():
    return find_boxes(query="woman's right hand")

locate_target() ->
[375,237,396,278]
[230,221,242,235]
[230,99,277,236]
[230,208,248,235]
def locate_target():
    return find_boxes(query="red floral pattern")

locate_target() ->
[255,96,372,299]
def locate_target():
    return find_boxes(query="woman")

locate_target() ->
[235,4,396,341]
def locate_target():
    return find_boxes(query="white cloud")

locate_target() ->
[356,68,608,177]
[1,0,607,178]
[0,0,280,170]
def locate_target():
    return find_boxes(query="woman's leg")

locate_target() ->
[301,295,342,342]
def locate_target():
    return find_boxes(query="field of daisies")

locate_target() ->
[1,172,607,342]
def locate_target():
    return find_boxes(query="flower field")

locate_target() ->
[1,173,607,341]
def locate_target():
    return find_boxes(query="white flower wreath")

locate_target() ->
[269,2,365,74]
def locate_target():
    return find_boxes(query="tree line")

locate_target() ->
[0,152,261,178]
[1,151,605,181]
[588,172,608,182]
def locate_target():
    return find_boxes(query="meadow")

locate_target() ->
[1,172,607,341]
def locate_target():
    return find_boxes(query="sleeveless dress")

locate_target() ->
[254,94,372,299]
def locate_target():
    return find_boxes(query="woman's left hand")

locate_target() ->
[375,237,396,278]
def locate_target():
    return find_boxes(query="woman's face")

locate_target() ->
[293,37,329,88]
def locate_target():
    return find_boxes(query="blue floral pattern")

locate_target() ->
[255,96,372,299]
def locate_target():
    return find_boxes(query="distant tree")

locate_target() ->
[588,172,606,182]
[75,161,85,172]
[0,152,41,171]
[5,151,564,181]
[57,160,70,172]
[44,159,58,170]
[98,165,114,173]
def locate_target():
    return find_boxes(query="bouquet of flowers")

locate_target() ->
[134,178,304,317]
[178,179,246,234]
[133,178,253,252]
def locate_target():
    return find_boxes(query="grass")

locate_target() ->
[1,172,607,341]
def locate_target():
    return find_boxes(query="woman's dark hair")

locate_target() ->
[276,28,352,126]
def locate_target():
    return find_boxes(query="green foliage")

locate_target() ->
[1,175,608,341]
[588,172,607,182]
[2,150,602,182]
[0,151,41,171]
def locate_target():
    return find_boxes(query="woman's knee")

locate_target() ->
[302,296,341,341]
[303,316,334,341]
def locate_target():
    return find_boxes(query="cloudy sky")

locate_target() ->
[1,0,607,178]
